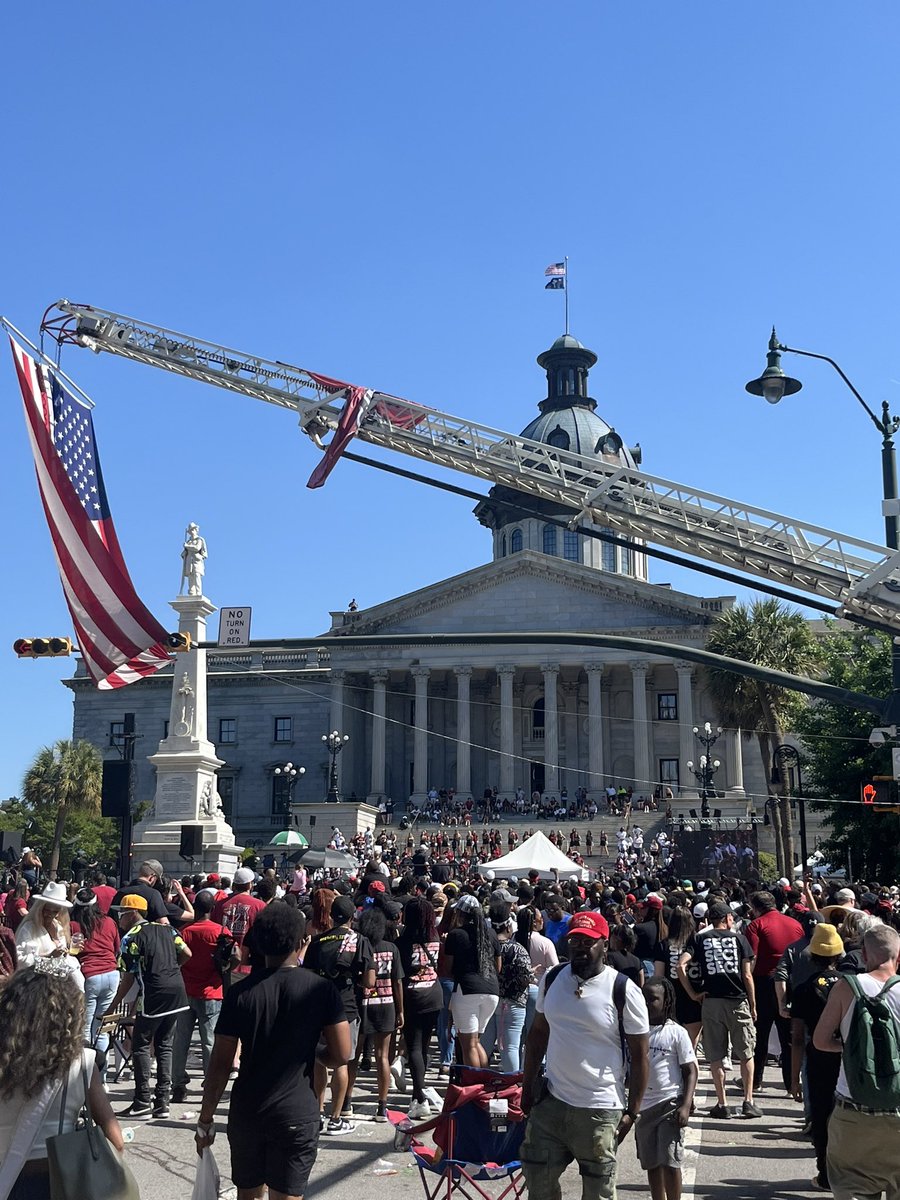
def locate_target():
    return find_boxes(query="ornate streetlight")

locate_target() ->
[771,743,808,872]
[686,722,722,816]
[322,730,349,803]
[273,761,305,823]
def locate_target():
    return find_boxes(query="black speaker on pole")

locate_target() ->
[101,760,131,819]
[179,824,203,859]
[308,815,316,828]
[0,830,24,863]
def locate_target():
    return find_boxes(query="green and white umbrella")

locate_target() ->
[268,830,309,848]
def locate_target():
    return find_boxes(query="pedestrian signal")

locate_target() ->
[862,784,877,805]
[165,632,191,652]
[861,780,898,808]
[13,637,73,658]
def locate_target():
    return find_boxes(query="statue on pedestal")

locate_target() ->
[180,522,208,596]
[175,673,194,737]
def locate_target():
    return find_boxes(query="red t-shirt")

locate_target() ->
[180,918,227,999]
[215,893,266,975]
[71,915,120,978]
[91,885,117,915]
[3,892,28,932]
[745,910,804,977]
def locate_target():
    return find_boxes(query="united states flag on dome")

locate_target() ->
[10,337,171,689]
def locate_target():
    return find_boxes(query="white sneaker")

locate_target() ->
[390,1058,408,1093]
[408,1101,431,1121]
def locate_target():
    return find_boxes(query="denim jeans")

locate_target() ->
[438,977,456,1066]
[133,1011,179,1106]
[481,1000,527,1073]
[172,996,222,1088]
[83,969,119,1054]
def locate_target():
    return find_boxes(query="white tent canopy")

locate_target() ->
[483,830,589,881]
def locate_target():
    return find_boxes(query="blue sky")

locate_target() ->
[2,4,899,797]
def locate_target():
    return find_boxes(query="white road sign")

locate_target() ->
[218,607,252,647]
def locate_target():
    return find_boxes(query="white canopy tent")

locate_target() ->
[483,830,589,881]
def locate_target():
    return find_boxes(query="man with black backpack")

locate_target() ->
[814,924,900,1200]
[520,911,649,1200]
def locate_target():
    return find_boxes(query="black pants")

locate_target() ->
[753,976,792,1091]
[806,1045,840,1184]
[133,1011,179,1105]
[404,1004,439,1102]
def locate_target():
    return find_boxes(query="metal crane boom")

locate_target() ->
[44,300,900,632]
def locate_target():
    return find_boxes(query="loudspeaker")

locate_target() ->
[308,815,316,827]
[0,830,24,861]
[101,760,131,819]
[179,824,203,859]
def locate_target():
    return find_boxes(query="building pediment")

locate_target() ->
[327,551,729,638]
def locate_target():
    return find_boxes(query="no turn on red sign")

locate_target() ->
[217,607,252,647]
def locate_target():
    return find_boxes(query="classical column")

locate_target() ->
[586,663,605,799]
[368,670,389,801]
[631,661,651,797]
[454,666,473,798]
[411,666,430,802]
[727,727,746,797]
[329,670,346,795]
[497,665,516,799]
[542,664,560,795]
[675,663,695,796]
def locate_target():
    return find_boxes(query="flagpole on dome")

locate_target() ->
[0,316,96,409]
[564,255,569,335]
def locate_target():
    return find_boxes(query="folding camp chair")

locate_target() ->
[389,1066,526,1200]
[95,998,135,1082]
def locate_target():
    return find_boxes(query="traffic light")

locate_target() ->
[861,779,900,809]
[13,637,73,658]
[165,632,192,652]
[862,783,877,806]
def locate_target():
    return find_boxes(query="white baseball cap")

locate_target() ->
[234,867,256,885]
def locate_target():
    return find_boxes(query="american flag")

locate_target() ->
[544,262,566,276]
[10,337,171,689]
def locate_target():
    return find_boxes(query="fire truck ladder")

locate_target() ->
[43,301,900,634]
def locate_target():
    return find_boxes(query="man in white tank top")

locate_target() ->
[813,924,900,1200]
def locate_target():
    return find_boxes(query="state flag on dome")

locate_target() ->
[10,336,171,689]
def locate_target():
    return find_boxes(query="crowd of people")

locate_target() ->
[0,836,898,1200]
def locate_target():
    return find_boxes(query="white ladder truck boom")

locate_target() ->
[43,300,900,634]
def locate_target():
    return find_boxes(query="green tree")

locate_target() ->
[793,627,900,881]
[704,599,822,878]
[21,740,104,879]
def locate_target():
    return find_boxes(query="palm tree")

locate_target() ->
[704,600,821,878]
[22,739,103,879]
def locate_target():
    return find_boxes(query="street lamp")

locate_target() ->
[746,327,900,717]
[322,730,349,803]
[273,761,305,823]
[771,743,808,871]
[686,722,722,816]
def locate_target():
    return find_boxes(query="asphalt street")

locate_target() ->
[113,1051,830,1200]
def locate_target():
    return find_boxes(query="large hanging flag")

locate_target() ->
[305,372,374,489]
[544,261,566,289]
[10,337,171,689]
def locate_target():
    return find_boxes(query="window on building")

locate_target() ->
[563,529,579,561]
[274,716,292,742]
[163,719,169,738]
[547,425,570,451]
[271,772,292,819]
[659,759,679,787]
[217,775,234,820]
[657,693,678,721]
[510,528,523,553]
[621,543,633,575]
[219,718,237,744]
[532,697,545,740]
[500,533,507,558]
[109,721,125,750]
[542,524,557,556]
[602,539,616,572]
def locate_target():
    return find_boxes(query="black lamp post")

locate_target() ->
[746,328,900,718]
[273,761,305,823]
[322,730,349,803]
[771,743,808,871]
[686,721,722,817]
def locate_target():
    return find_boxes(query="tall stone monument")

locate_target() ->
[132,523,243,874]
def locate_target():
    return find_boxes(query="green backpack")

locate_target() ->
[841,973,900,1110]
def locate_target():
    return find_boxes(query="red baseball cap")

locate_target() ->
[644,894,663,910]
[368,880,386,893]
[567,912,610,940]
[207,873,220,883]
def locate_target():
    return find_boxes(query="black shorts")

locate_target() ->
[228,1112,319,1195]
[364,1002,396,1035]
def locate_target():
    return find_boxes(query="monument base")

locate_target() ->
[131,817,244,878]
[289,801,380,847]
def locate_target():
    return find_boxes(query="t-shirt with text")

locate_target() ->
[690,928,754,1001]
[303,926,375,1022]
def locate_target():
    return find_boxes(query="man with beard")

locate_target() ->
[521,912,650,1200]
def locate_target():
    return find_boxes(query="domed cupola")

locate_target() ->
[474,332,647,580]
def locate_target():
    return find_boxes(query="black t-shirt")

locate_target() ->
[607,950,642,984]
[632,920,660,961]
[216,966,344,1119]
[112,879,167,922]
[791,967,841,1035]
[444,924,501,996]
[655,938,701,991]
[396,932,443,1012]
[303,926,374,1022]
[691,928,754,1000]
